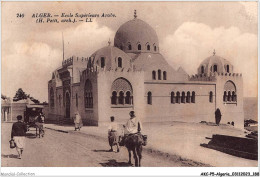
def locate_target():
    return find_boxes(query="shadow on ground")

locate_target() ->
[26,133,37,139]
[1,154,18,159]
[100,159,132,167]
[93,149,111,152]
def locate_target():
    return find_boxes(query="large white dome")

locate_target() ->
[114,18,159,54]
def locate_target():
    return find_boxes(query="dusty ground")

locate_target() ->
[144,121,258,167]
[1,123,208,167]
[43,121,257,167]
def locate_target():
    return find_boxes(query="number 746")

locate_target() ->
[16,13,24,18]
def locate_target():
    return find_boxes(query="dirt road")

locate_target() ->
[1,123,207,167]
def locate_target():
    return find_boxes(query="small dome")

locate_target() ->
[114,18,159,53]
[198,54,233,75]
[90,46,132,70]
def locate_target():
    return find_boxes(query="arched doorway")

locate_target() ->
[65,92,70,118]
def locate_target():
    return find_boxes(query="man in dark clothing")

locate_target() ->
[11,115,27,159]
[215,108,222,126]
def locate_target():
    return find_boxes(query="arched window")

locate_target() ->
[232,91,237,102]
[224,81,236,102]
[223,91,227,102]
[118,91,124,104]
[86,93,89,107]
[85,80,93,108]
[226,65,230,73]
[59,95,61,106]
[186,91,191,103]
[201,66,204,74]
[128,44,132,50]
[147,45,150,51]
[152,71,156,80]
[50,88,54,108]
[111,78,133,106]
[191,91,195,103]
[171,92,175,104]
[118,57,122,68]
[101,57,105,68]
[76,93,78,107]
[181,92,186,103]
[89,93,93,107]
[163,71,167,80]
[228,91,231,101]
[213,65,218,72]
[111,91,117,105]
[125,91,131,104]
[158,70,161,80]
[209,91,213,103]
[138,44,141,50]
[176,92,180,104]
[154,46,157,51]
[147,92,152,105]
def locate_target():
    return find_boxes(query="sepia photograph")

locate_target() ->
[1,1,258,176]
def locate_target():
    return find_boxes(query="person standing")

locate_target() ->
[215,108,222,126]
[35,111,45,137]
[108,116,119,152]
[11,115,27,159]
[74,111,83,131]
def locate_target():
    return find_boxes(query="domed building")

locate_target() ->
[198,51,234,75]
[48,11,244,129]
[114,18,159,54]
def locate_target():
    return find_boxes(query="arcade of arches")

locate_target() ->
[111,78,133,106]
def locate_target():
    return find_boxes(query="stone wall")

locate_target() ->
[11,102,27,122]
[215,74,244,129]
[96,69,145,125]
[144,82,216,123]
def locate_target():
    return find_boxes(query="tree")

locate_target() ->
[1,94,7,100]
[13,88,28,101]
[42,101,48,105]
[13,88,41,103]
[30,97,40,104]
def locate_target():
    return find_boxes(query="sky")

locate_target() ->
[1,1,258,102]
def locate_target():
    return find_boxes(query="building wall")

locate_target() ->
[143,82,216,123]
[96,69,145,125]
[1,106,11,122]
[55,87,64,117]
[47,70,244,129]
[42,105,49,119]
[79,71,99,125]
[71,84,80,116]
[1,99,12,122]
[215,74,244,129]
[48,79,58,122]
[11,102,27,122]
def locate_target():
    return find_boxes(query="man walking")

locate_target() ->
[11,115,27,159]
[108,116,120,152]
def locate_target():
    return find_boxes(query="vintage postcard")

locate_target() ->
[1,1,258,176]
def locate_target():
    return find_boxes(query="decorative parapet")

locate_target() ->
[62,57,73,67]
[98,67,143,74]
[189,73,216,81]
[221,73,242,77]
[62,56,88,67]
[189,72,242,81]
[80,66,144,80]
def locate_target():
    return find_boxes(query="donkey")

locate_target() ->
[124,133,143,167]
